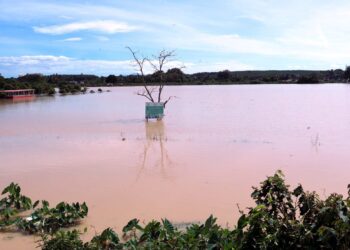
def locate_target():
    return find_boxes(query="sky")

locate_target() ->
[1,0,350,76]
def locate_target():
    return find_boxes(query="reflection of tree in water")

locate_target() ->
[136,120,172,180]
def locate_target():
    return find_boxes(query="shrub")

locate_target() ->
[0,183,88,234]
[39,171,350,249]
[2,172,350,249]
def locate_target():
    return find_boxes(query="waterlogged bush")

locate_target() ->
[59,84,84,95]
[234,171,350,249]
[40,171,350,249]
[17,200,88,234]
[2,172,350,249]
[41,230,85,250]
[0,183,36,228]
[0,183,88,234]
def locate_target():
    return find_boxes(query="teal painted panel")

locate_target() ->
[145,102,164,119]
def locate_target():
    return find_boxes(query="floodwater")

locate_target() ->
[1,84,350,249]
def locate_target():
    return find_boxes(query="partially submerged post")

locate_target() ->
[126,47,176,120]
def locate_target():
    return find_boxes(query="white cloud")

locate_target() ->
[157,24,283,57]
[0,55,131,76]
[194,34,280,55]
[0,55,254,77]
[0,55,70,65]
[61,37,82,42]
[3,0,350,70]
[96,36,110,41]
[59,15,74,20]
[33,20,136,35]
[0,1,182,29]
[183,60,253,73]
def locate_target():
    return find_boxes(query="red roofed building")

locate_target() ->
[0,89,35,99]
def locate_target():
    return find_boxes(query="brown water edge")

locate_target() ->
[1,85,350,249]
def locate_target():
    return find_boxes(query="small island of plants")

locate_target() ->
[1,171,350,249]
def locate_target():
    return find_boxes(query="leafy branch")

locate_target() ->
[39,171,350,249]
[0,183,88,234]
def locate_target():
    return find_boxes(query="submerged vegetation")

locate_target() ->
[0,183,88,234]
[1,171,350,249]
[58,84,87,95]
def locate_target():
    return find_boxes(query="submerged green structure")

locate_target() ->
[145,102,164,119]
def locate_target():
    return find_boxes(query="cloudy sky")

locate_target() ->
[1,0,350,76]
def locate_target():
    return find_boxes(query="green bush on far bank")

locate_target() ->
[1,66,350,95]
[0,73,55,95]
[58,84,86,95]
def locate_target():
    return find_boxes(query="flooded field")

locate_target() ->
[1,84,350,249]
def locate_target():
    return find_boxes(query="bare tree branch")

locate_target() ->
[148,60,158,72]
[163,96,177,108]
[136,91,153,102]
[147,49,176,103]
[126,46,154,102]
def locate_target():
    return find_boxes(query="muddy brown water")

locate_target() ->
[1,84,350,249]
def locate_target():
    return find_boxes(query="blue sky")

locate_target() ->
[1,0,350,76]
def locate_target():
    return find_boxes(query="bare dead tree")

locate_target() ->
[126,47,176,108]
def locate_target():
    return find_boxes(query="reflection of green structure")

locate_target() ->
[145,102,164,119]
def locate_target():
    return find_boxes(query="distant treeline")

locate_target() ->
[1,67,350,95]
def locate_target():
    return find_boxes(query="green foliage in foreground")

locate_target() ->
[38,171,350,249]
[0,183,88,234]
[1,172,350,249]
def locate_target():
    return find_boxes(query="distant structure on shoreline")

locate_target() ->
[0,89,35,99]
